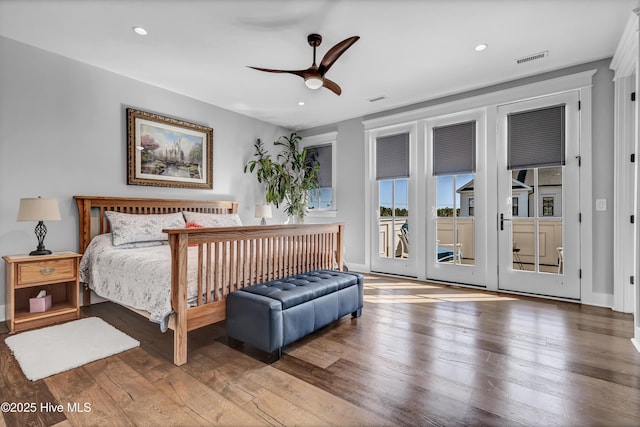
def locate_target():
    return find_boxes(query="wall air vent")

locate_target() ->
[515,50,548,64]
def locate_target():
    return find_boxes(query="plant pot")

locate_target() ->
[285,215,304,224]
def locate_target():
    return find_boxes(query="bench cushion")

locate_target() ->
[239,270,358,309]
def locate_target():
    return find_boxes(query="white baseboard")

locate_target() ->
[580,291,613,309]
[632,336,640,353]
[87,292,108,305]
[345,263,368,273]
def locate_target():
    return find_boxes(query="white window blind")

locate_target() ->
[376,133,410,180]
[433,121,476,176]
[508,104,565,170]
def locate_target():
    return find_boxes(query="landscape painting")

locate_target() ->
[127,108,213,189]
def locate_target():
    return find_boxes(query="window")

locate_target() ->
[376,133,410,258]
[433,120,476,265]
[512,197,519,216]
[306,144,333,210]
[542,196,554,216]
[508,105,566,273]
[301,132,336,214]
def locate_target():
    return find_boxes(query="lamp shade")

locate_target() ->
[17,198,61,222]
[254,204,272,219]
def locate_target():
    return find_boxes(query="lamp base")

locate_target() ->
[29,248,52,256]
[30,221,52,256]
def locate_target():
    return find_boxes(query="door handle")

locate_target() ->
[500,213,511,230]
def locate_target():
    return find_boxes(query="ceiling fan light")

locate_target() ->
[304,77,323,90]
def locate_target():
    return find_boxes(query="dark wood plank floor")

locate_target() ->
[1,274,639,426]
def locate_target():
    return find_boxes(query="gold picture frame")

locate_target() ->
[127,108,213,189]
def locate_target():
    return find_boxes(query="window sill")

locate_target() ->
[306,210,337,218]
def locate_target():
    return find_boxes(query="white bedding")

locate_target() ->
[79,234,202,331]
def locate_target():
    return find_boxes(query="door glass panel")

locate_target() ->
[538,166,563,274]
[511,167,563,274]
[457,173,475,266]
[511,168,534,270]
[379,179,409,259]
[436,176,454,263]
[436,174,474,265]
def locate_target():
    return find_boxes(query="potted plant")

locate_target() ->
[245,133,319,223]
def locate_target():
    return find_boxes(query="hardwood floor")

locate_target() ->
[1,274,639,426]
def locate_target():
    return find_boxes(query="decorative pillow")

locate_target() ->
[186,221,203,247]
[182,211,243,227]
[105,211,186,246]
[91,233,168,249]
[111,235,168,249]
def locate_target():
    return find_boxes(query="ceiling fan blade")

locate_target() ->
[247,66,312,79]
[322,78,342,95]
[318,36,360,75]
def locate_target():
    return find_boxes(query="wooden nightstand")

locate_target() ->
[3,252,82,333]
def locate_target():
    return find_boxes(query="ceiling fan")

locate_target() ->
[248,33,360,95]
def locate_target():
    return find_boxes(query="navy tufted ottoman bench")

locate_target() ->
[226,270,364,359]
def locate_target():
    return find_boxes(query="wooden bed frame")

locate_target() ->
[74,196,345,365]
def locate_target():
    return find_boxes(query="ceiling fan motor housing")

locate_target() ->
[307,33,322,47]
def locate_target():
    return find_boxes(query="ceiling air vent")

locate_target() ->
[369,95,386,103]
[515,50,548,64]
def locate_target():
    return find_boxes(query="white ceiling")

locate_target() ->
[0,0,636,130]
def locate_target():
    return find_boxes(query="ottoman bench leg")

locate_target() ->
[228,336,243,348]
[266,347,282,361]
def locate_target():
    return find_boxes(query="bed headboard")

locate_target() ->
[74,196,239,253]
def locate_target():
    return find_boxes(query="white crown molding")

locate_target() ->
[363,70,597,131]
[610,10,638,77]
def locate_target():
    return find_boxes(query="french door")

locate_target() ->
[370,126,418,277]
[496,92,581,299]
[426,112,486,286]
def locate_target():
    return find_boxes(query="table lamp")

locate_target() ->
[17,197,61,255]
[254,204,272,225]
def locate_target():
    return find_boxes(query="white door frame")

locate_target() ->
[610,9,640,349]
[366,122,419,277]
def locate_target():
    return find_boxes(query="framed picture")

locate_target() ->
[127,108,213,189]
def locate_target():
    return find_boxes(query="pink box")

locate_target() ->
[29,294,52,313]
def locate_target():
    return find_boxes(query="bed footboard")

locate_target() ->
[165,223,345,365]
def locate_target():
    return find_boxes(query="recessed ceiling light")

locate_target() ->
[298,101,305,106]
[132,26,148,36]
[475,43,488,52]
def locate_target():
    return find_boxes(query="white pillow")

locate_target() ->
[105,211,186,246]
[182,211,243,227]
[93,233,167,249]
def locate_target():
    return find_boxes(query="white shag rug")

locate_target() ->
[5,317,140,381]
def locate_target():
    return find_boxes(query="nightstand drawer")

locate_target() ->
[17,259,76,285]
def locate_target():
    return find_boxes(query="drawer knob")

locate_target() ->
[40,267,55,275]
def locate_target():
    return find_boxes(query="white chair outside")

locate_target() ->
[557,247,564,274]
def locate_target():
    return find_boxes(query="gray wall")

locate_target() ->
[0,36,288,307]
[301,58,616,295]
